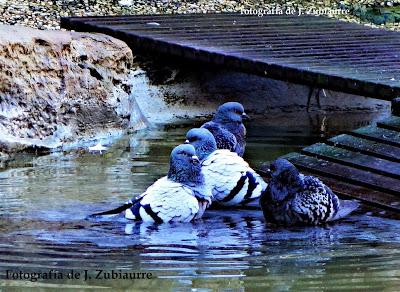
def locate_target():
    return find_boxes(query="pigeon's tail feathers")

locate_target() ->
[330,199,359,221]
[87,196,142,218]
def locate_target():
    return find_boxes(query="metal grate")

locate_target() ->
[62,13,400,100]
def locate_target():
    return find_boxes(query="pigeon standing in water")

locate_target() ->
[185,128,267,206]
[260,158,358,225]
[92,144,212,223]
[201,102,249,157]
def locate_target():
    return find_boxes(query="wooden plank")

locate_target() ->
[301,143,400,179]
[284,153,400,196]
[328,134,400,163]
[377,116,400,132]
[61,14,400,101]
[350,125,400,147]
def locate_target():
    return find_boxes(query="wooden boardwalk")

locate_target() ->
[282,115,400,213]
[61,13,400,101]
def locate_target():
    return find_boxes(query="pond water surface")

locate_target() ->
[1,111,400,291]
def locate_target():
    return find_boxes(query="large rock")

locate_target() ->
[0,24,146,156]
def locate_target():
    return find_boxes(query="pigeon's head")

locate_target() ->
[168,144,203,184]
[185,128,217,161]
[213,102,249,124]
[170,144,200,167]
[266,158,301,186]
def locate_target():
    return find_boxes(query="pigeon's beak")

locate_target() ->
[184,139,190,144]
[242,112,250,121]
[191,155,200,163]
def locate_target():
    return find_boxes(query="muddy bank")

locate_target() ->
[0,25,147,162]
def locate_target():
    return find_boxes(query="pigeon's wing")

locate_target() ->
[202,150,267,206]
[234,123,247,157]
[290,176,338,225]
[125,177,200,223]
[201,121,237,153]
[323,184,359,221]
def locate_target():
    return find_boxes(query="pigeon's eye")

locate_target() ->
[270,165,276,172]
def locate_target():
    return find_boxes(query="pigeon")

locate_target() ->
[201,102,249,157]
[185,128,267,206]
[91,144,212,223]
[259,158,359,226]
[125,144,213,223]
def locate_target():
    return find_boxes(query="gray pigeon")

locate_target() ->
[260,158,358,225]
[201,102,248,157]
[124,144,213,223]
[185,128,267,206]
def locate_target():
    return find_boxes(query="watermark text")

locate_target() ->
[240,6,350,17]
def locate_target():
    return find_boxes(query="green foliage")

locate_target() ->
[348,3,400,24]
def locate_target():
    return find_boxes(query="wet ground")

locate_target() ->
[1,111,399,290]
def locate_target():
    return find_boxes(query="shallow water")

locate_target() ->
[1,111,400,291]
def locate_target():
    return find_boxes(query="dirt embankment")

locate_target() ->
[0,25,147,162]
